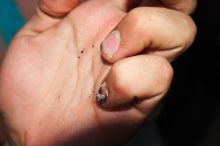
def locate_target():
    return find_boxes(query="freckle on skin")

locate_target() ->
[92,45,95,48]
[57,95,61,100]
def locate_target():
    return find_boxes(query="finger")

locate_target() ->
[39,0,80,17]
[101,7,197,63]
[20,0,80,35]
[160,0,197,14]
[98,55,173,114]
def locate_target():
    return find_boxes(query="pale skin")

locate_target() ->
[0,0,196,146]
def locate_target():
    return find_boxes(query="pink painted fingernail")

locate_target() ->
[101,30,121,59]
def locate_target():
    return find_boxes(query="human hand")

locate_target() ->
[0,0,196,146]
[100,0,197,107]
[101,0,197,63]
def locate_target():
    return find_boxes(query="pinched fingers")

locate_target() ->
[101,7,197,63]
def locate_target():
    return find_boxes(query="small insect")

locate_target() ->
[96,82,109,104]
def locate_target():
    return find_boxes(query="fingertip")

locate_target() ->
[39,0,80,18]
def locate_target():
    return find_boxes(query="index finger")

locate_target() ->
[101,7,197,63]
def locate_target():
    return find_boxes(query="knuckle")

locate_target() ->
[173,12,197,53]
[126,8,146,31]
[187,16,197,42]
[154,56,173,88]
[181,15,197,50]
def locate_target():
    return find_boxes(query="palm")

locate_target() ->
[0,1,144,146]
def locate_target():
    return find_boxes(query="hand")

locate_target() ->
[0,0,196,146]
[100,0,197,107]
[101,0,197,63]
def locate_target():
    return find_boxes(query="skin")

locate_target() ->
[0,0,197,146]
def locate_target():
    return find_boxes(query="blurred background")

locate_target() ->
[1,0,220,146]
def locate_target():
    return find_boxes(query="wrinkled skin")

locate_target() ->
[0,1,148,146]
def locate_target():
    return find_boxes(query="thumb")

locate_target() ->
[20,0,79,35]
[96,55,173,114]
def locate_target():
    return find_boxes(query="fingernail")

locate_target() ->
[101,30,121,59]
[96,82,109,105]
